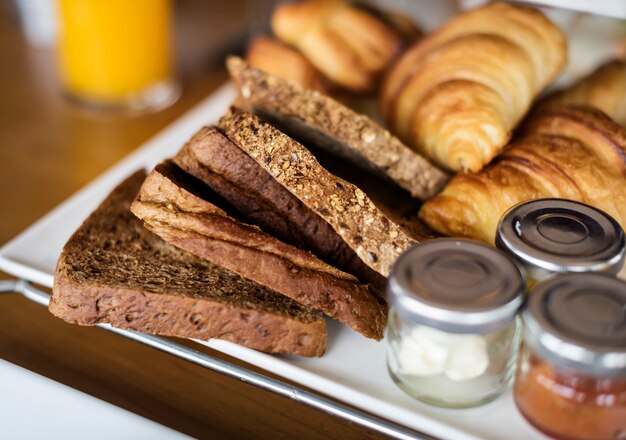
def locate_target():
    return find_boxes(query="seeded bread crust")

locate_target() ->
[174,127,387,291]
[218,108,417,277]
[132,162,386,339]
[227,56,449,200]
[50,170,326,357]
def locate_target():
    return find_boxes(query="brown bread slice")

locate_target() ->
[49,170,326,357]
[227,56,449,200]
[131,161,386,339]
[218,108,419,278]
[173,126,387,291]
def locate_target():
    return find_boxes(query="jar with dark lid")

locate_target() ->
[386,238,525,408]
[496,199,625,286]
[514,273,626,440]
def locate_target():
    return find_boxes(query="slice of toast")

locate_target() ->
[227,56,449,200]
[173,126,387,291]
[218,107,419,278]
[50,170,326,357]
[131,161,387,340]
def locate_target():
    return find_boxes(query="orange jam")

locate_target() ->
[515,351,626,440]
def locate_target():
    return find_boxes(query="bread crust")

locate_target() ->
[51,270,326,357]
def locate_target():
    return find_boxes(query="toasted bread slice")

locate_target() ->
[132,161,387,339]
[228,56,449,200]
[218,107,420,277]
[50,170,326,357]
[173,126,387,291]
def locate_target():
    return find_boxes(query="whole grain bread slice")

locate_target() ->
[218,107,418,278]
[173,126,387,291]
[50,170,326,357]
[227,56,449,200]
[131,161,386,339]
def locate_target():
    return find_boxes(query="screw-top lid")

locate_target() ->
[387,239,525,333]
[524,273,626,377]
[496,199,625,280]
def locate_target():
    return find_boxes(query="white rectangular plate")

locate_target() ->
[2,83,625,440]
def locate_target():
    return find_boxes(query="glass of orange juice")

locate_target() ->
[57,0,180,112]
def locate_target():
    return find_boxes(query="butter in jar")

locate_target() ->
[385,239,525,408]
[496,199,625,286]
[514,273,626,440]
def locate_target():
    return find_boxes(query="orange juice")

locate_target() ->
[58,0,177,109]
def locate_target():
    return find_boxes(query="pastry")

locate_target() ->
[272,0,403,92]
[419,106,626,243]
[381,2,567,172]
[543,60,626,127]
[245,36,328,92]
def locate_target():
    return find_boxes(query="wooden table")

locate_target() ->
[0,3,387,439]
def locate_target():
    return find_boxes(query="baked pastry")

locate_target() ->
[419,106,626,244]
[218,107,422,278]
[381,2,567,172]
[132,161,386,340]
[272,0,402,92]
[543,60,626,127]
[245,36,328,93]
[50,171,326,357]
[228,56,448,200]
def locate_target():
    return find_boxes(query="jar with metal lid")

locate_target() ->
[385,238,525,408]
[514,273,626,440]
[496,198,625,287]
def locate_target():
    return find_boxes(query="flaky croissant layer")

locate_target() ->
[543,60,626,128]
[419,106,626,244]
[382,2,567,172]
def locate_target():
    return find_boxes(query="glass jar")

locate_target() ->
[515,274,626,440]
[386,238,525,408]
[496,198,625,288]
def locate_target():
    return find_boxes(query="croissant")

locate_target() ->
[381,3,566,172]
[543,60,626,127]
[245,36,328,93]
[272,0,402,93]
[419,106,626,244]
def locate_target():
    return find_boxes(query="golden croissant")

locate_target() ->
[272,0,402,93]
[419,106,626,244]
[381,3,566,172]
[245,36,328,93]
[543,60,626,127]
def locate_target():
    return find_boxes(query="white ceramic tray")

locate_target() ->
[2,83,625,440]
